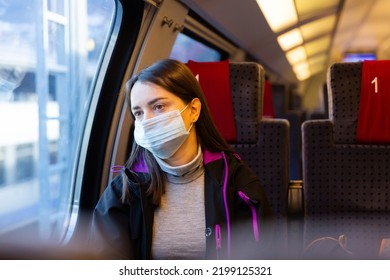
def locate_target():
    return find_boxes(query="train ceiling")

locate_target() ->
[181,0,390,84]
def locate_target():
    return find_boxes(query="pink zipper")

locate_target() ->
[237,191,259,242]
[221,152,231,257]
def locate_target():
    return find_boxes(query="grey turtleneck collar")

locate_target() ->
[154,145,204,184]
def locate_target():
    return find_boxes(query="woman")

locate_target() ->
[91,59,274,259]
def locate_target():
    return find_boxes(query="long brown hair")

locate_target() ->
[123,59,233,205]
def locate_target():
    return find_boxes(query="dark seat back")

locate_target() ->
[302,61,390,259]
[188,61,290,256]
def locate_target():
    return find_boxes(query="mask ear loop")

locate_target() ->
[187,122,195,133]
[179,103,190,114]
[181,100,198,133]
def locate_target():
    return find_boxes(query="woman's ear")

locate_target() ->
[190,98,201,123]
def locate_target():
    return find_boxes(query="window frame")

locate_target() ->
[63,0,144,242]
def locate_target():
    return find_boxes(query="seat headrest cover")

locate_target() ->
[186,60,237,142]
[263,80,275,118]
[229,62,263,144]
[356,60,390,144]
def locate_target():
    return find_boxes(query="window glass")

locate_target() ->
[0,0,115,241]
[48,0,65,15]
[15,144,35,182]
[0,148,5,187]
[170,33,222,62]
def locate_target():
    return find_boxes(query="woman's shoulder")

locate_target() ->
[203,149,257,184]
[97,175,126,206]
[96,172,145,213]
[101,170,146,202]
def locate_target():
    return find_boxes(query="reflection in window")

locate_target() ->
[15,144,35,182]
[0,148,5,187]
[49,141,58,165]
[48,21,66,65]
[0,0,115,241]
[48,0,65,16]
[170,33,222,62]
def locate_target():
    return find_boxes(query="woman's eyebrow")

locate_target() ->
[131,97,168,111]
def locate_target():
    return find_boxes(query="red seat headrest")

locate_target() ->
[356,60,390,144]
[186,60,237,143]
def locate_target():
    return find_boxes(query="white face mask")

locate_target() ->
[133,104,193,159]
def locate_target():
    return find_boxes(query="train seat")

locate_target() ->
[302,61,390,259]
[187,60,291,257]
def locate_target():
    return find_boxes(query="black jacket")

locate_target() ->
[90,149,274,259]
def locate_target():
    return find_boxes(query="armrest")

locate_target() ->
[288,180,303,218]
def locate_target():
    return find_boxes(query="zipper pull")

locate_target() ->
[215,224,222,250]
[110,165,125,173]
[238,190,251,203]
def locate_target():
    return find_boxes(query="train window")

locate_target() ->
[0,0,115,241]
[342,52,377,62]
[170,32,223,62]
[0,148,5,186]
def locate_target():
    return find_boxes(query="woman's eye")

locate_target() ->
[153,104,164,111]
[133,111,143,118]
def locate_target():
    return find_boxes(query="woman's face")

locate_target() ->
[130,81,192,129]
[130,81,202,165]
